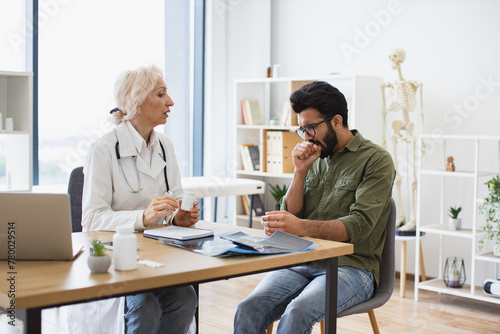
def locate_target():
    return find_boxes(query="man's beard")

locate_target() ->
[309,122,338,159]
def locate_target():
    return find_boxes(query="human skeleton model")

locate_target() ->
[381,49,423,231]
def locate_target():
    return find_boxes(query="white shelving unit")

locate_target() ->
[414,134,500,305]
[234,75,382,226]
[0,71,33,192]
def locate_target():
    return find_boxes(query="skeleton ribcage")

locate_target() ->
[386,82,417,113]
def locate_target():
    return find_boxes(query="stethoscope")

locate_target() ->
[114,133,169,193]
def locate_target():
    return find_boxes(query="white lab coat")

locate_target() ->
[82,120,184,232]
[67,121,193,334]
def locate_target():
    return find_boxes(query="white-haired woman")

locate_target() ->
[68,65,199,334]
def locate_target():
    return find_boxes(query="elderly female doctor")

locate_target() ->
[69,65,199,334]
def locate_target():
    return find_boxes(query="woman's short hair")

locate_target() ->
[110,65,164,124]
[289,81,349,127]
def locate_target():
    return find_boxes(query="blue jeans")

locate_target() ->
[124,285,197,334]
[234,264,374,334]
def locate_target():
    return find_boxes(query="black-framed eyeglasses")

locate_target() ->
[295,117,333,139]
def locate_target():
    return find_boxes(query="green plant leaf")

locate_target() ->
[478,175,500,251]
[90,239,106,256]
[269,183,288,204]
[448,206,462,219]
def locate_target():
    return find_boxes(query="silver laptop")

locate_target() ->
[0,193,83,260]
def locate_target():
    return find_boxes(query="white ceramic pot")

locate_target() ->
[87,254,111,274]
[449,218,462,230]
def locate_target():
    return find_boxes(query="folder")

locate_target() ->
[265,131,302,173]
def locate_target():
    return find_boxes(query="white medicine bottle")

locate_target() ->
[113,225,137,271]
[181,191,195,211]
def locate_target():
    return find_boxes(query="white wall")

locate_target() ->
[205,0,500,282]
[271,0,500,136]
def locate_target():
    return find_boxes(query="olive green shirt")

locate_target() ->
[282,130,395,285]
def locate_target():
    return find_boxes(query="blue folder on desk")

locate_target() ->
[160,228,317,257]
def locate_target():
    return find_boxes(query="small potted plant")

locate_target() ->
[448,206,462,230]
[269,183,288,210]
[269,116,279,126]
[87,239,111,274]
[479,175,500,256]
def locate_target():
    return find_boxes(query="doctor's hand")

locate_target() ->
[261,211,303,236]
[173,200,201,227]
[292,141,321,173]
[143,194,179,226]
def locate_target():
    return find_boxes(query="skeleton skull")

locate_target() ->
[389,48,406,69]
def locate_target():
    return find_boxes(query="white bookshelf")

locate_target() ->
[415,134,500,304]
[233,75,382,227]
[0,71,33,192]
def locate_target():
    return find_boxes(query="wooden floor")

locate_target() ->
[2,275,500,333]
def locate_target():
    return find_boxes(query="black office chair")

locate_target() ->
[67,166,84,232]
[267,199,396,334]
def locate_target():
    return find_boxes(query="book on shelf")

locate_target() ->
[250,194,265,216]
[241,100,251,125]
[265,130,302,173]
[247,145,260,171]
[241,194,265,216]
[240,99,263,125]
[240,144,254,171]
[240,144,260,171]
[241,195,250,215]
[279,100,292,126]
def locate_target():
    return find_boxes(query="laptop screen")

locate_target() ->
[0,193,81,260]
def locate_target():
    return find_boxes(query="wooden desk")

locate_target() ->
[0,221,352,334]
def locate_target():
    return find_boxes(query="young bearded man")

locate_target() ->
[234,81,396,334]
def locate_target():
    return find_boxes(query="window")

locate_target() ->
[37,0,165,185]
[1,1,203,189]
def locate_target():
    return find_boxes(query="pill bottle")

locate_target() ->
[181,191,195,211]
[272,64,281,78]
[113,225,137,271]
[5,118,13,131]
